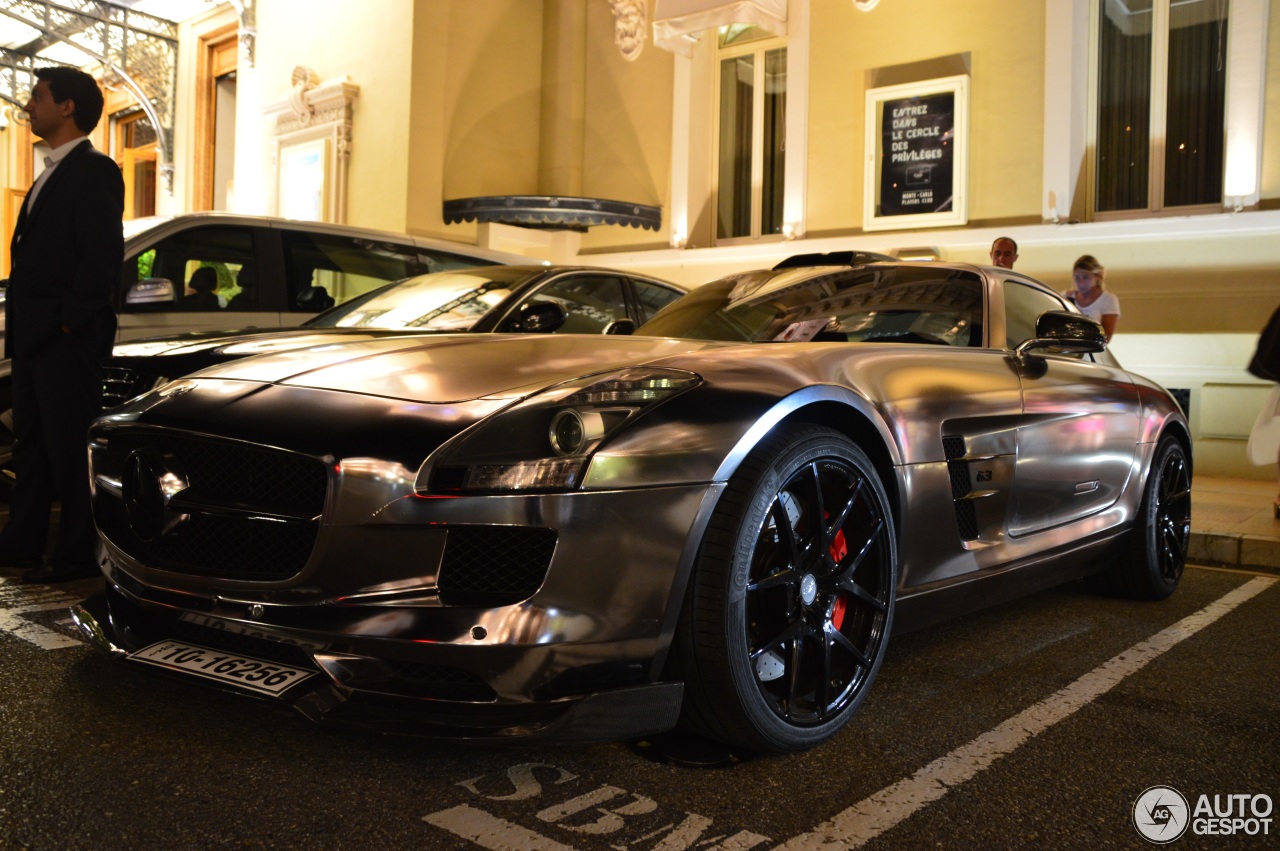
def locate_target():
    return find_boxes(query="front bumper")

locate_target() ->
[71,586,684,743]
[78,481,725,742]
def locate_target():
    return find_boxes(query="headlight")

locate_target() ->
[417,367,700,494]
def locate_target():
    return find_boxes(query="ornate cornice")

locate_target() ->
[444,196,662,232]
[608,0,647,61]
[264,66,361,223]
[265,66,360,147]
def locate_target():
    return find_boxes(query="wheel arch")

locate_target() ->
[710,387,905,538]
[1128,415,1193,508]
[1160,418,1193,476]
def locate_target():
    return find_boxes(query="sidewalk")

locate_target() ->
[1190,476,1280,573]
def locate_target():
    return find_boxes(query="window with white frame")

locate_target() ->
[715,26,787,241]
[1093,0,1229,214]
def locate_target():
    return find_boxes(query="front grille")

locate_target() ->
[98,431,327,517]
[102,366,158,409]
[94,429,329,581]
[98,500,320,580]
[437,526,557,606]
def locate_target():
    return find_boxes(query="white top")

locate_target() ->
[1065,290,1120,323]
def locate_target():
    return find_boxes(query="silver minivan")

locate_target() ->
[0,212,530,481]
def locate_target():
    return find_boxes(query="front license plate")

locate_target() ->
[128,640,317,697]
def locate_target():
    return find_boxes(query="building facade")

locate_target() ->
[0,0,1277,476]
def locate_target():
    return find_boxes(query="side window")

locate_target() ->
[632,280,684,321]
[281,231,421,313]
[122,226,254,313]
[1003,280,1070,350]
[516,275,629,334]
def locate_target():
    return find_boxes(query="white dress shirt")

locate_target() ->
[25,135,88,213]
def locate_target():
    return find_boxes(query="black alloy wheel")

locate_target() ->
[1147,438,1192,588]
[675,424,897,753]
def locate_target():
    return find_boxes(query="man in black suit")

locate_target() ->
[0,66,124,583]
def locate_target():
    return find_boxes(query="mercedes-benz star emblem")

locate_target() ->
[122,450,191,542]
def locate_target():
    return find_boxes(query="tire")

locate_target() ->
[674,424,897,753]
[1086,435,1190,600]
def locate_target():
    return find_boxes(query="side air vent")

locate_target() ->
[943,435,978,540]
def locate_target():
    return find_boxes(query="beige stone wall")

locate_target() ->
[252,0,416,232]
[438,0,544,201]
[807,0,1045,235]
[578,1,675,252]
[184,0,1280,478]
[1261,0,1280,203]
[1007,234,1278,336]
[406,1,450,239]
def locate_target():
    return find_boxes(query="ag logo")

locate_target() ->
[1133,785,1189,843]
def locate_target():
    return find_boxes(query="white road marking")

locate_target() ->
[0,579,84,650]
[425,804,577,851]
[777,576,1277,849]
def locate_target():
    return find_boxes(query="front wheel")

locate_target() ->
[674,424,897,753]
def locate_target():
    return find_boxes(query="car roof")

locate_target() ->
[123,212,531,266]
[723,259,1059,302]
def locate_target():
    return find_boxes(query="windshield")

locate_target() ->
[638,266,985,347]
[303,267,533,331]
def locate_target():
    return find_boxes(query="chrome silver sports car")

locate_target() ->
[75,258,1191,753]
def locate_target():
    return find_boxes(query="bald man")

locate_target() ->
[990,237,1018,269]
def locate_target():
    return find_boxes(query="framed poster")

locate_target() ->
[863,75,969,231]
[277,136,330,222]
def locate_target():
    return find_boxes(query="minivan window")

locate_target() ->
[281,231,421,313]
[121,226,254,313]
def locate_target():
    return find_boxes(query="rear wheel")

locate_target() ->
[674,424,897,753]
[1087,435,1190,600]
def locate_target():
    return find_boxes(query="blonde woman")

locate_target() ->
[1065,255,1120,341]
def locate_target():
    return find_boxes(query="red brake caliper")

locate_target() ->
[828,517,848,630]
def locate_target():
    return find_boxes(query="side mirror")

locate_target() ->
[518,301,567,333]
[125,277,176,305]
[1015,310,1107,357]
[603,318,635,336]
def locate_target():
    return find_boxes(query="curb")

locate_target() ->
[1189,531,1280,575]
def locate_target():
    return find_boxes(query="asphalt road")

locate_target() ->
[1,565,1275,850]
